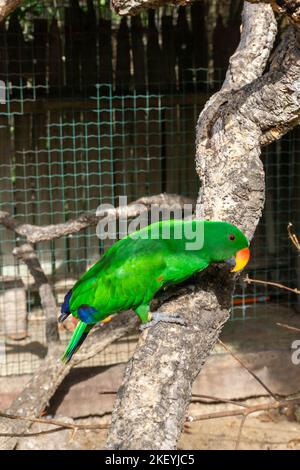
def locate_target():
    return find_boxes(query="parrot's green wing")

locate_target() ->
[69,236,168,316]
[163,253,209,285]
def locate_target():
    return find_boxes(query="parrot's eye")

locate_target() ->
[228,234,235,241]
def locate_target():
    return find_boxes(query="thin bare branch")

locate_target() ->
[0,411,109,432]
[218,339,278,400]
[189,400,282,422]
[276,322,300,333]
[191,394,249,409]
[235,414,248,450]
[244,274,300,295]
[100,390,250,409]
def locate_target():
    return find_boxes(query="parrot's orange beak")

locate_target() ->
[231,247,250,273]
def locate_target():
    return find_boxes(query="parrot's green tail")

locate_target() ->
[61,320,94,363]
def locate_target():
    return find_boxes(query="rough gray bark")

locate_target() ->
[0,193,192,244]
[106,1,300,450]
[108,275,235,449]
[112,0,300,21]
[111,0,192,15]
[222,3,277,90]
[248,1,300,27]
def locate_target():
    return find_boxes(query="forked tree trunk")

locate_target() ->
[107,0,300,449]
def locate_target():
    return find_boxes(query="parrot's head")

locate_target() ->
[204,221,250,273]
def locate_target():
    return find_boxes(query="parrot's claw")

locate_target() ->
[140,312,186,330]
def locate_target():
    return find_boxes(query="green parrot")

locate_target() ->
[60,219,250,363]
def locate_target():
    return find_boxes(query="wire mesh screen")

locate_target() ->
[0,1,299,376]
[233,133,300,320]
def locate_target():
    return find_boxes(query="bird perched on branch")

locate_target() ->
[60,219,249,363]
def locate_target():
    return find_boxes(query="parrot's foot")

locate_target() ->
[140,312,186,330]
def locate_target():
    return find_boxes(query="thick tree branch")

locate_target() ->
[210,25,300,148]
[0,193,193,244]
[0,0,22,22]
[108,269,235,449]
[242,26,300,144]
[12,243,59,343]
[111,0,300,23]
[106,0,300,451]
[111,0,192,15]
[107,1,279,450]
[223,2,277,90]
[248,1,300,26]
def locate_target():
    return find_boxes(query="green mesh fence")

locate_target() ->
[0,1,299,375]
